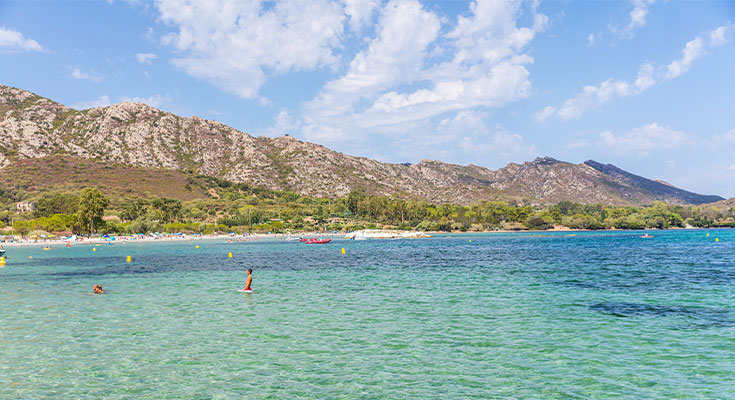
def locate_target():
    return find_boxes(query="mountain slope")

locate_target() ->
[708,198,735,209]
[582,160,724,204]
[0,84,723,205]
[0,156,209,201]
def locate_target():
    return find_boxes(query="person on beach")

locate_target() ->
[93,284,104,294]
[243,269,253,292]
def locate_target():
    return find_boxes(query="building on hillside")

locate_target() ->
[16,202,34,213]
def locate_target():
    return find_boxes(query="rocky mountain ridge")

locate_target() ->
[0,84,724,205]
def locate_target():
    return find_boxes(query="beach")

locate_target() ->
[0,232,342,247]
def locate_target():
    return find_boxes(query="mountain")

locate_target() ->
[0,84,724,205]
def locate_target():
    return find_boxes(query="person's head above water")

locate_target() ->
[246,268,252,275]
[93,284,104,294]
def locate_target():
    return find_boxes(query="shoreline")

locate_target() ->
[0,232,354,248]
[1,227,729,248]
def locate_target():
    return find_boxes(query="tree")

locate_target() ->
[33,192,79,218]
[120,199,148,222]
[315,205,326,223]
[524,214,554,230]
[151,198,182,223]
[346,189,366,216]
[77,188,109,234]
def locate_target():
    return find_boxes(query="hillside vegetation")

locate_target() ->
[0,156,209,201]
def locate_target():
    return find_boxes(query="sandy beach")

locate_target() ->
[0,232,349,248]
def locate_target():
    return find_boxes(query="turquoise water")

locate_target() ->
[1,230,734,399]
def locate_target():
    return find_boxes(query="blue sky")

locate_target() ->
[1,0,734,197]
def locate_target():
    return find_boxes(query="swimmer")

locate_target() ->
[93,284,104,294]
[242,268,253,292]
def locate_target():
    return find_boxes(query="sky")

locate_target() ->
[1,0,734,197]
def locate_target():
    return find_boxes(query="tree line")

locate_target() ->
[1,188,734,236]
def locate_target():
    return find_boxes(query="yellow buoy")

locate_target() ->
[341,248,346,255]
[0,256,5,264]
[469,240,472,243]
[196,245,199,249]
[126,255,131,262]
[715,238,719,242]
[228,252,233,258]
[706,233,710,237]
[92,247,96,252]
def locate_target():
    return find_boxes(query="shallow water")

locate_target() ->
[1,230,734,399]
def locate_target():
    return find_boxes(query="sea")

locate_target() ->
[1,229,733,399]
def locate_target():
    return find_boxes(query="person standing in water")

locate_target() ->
[242,268,253,292]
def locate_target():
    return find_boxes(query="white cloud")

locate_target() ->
[452,120,536,164]
[302,0,442,139]
[633,61,655,91]
[262,110,300,137]
[71,95,111,110]
[107,0,150,10]
[136,52,157,64]
[662,37,705,80]
[598,123,689,156]
[302,123,348,142]
[121,94,171,108]
[444,114,535,160]
[625,0,654,37]
[383,110,536,164]
[709,25,729,46]
[539,24,731,121]
[307,0,440,110]
[587,33,595,46]
[342,0,380,32]
[534,105,556,122]
[556,77,631,120]
[0,26,44,53]
[303,0,545,142]
[662,25,731,81]
[155,0,347,99]
[610,0,654,39]
[70,67,102,83]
